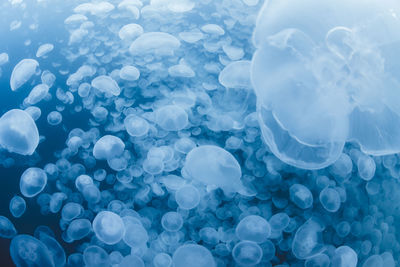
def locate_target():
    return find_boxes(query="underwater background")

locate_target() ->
[0,0,400,266]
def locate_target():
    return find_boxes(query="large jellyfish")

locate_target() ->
[251,0,400,169]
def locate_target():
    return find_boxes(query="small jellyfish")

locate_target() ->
[118,23,143,41]
[175,184,200,210]
[66,219,92,241]
[319,187,341,213]
[24,106,41,121]
[36,43,54,58]
[183,145,243,193]
[155,105,188,131]
[124,115,149,137]
[199,227,219,245]
[47,111,62,126]
[9,195,26,218]
[129,32,181,56]
[25,84,49,105]
[235,215,271,243]
[305,254,330,267]
[119,255,144,267]
[357,155,376,181]
[331,246,357,267]
[161,212,183,232]
[0,216,17,238]
[38,233,66,267]
[75,174,93,191]
[269,213,290,232]
[91,75,121,96]
[119,65,140,81]
[172,244,215,267]
[122,216,148,247]
[78,83,91,98]
[153,253,172,267]
[362,255,383,267]
[0,52,9,66]
[93,135,125,160]
[0,109,39,155]
[10,235,54,267]
[219,60,251,89]
[61,202,83,221]
[83,245,110,267]
[92,211,125,245]
[329,153,353,183]
[289,184,313,209]
[82,185,101,204]
[20,167,48,198]
[10,59,39,91]
[292,219,325,259]
[232,241,263,266]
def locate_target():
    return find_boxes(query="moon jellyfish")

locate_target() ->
[161,212,183,232]
[0,216,17,239]
[10,59,39,91]
[92,211,125,245]
[118,23,143,41]
[25,84,49,105]
[331,246,358,267]
[319,187,341,213]
[47,111,62,126]
[289,184,314,209]
[172,244,215,267]
[129,32,181,56]
[155,105,188,131]
[36,43,54,58]
[124,115,149,137]
[93,135,125,160]
[0,109,39,155]
[219,60,252,89]
[10,235,54,267]
[9,195,26,218]
[122,216,149,247]
[153,253,172,267]
[175,184,200,210]
[119,65,140,81]
[235,215,271,243]
[232,241,263,266]
[292,219,325,259]
[66,219,92,241]
[183,145,243,193]
[83,245,110,267]
[91,75,121,96]
[20,167,48,198]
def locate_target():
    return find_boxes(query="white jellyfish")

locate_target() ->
[10,59,39,91]
[0,109,39,155]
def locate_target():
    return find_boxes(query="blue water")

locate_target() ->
[0,0,400,266]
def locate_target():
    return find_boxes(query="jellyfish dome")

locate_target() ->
[0,109,39,155]
[92,211,125,245]
[251,0,400,169]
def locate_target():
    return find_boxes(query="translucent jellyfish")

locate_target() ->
[319,187,341,212]
[83,246,110,267]
[92,211,125,245]
[10,235,54,267]
[119,65,140,81]
[124,115,149,137]
[129,32,181,56]
[38,233,66,267]
[269,212,290,232]
[218,61,251,89]
[10,59,39,91]
[175,184,200,210]
[201,24,225,35]
[9,195,26,218]
[41,71,56,87]
[292,219,325,259]
[122,216,148,247]
[235,215,271,243]
[25,84,49,105]
[0,109,39,155]
[119,255,144,267]
[305,254,330,267]
[329,153,353,183]
[78,83,91,98]
[381,252,395,267]
[64,14,88,25]
[168,63,195,78]
[93,135,125,160]
[362,255,383,267]
[153,253,172,267]
[172,244,215,267]
[0,52,9,66]
[36,43,54,58]
[0,216,17,238]
[74,2,115,16]
[179,31,204,43]
[155,105,188,131]
[47,111,62,126]
[91,75,121,96]
[66,219,92,241]
[183,145,243,192]
[161,212,183,232]
[82,185,101,204]
[331,246,358,267]
[289,184,313,209]
[357,155,376,181]
[167,0,195,12]
[75,174,93,191]
[118,24,143,41]
[251,0,400,169]
[232,241,263,266]
[61,202,83,221]
[20,167,48,198]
